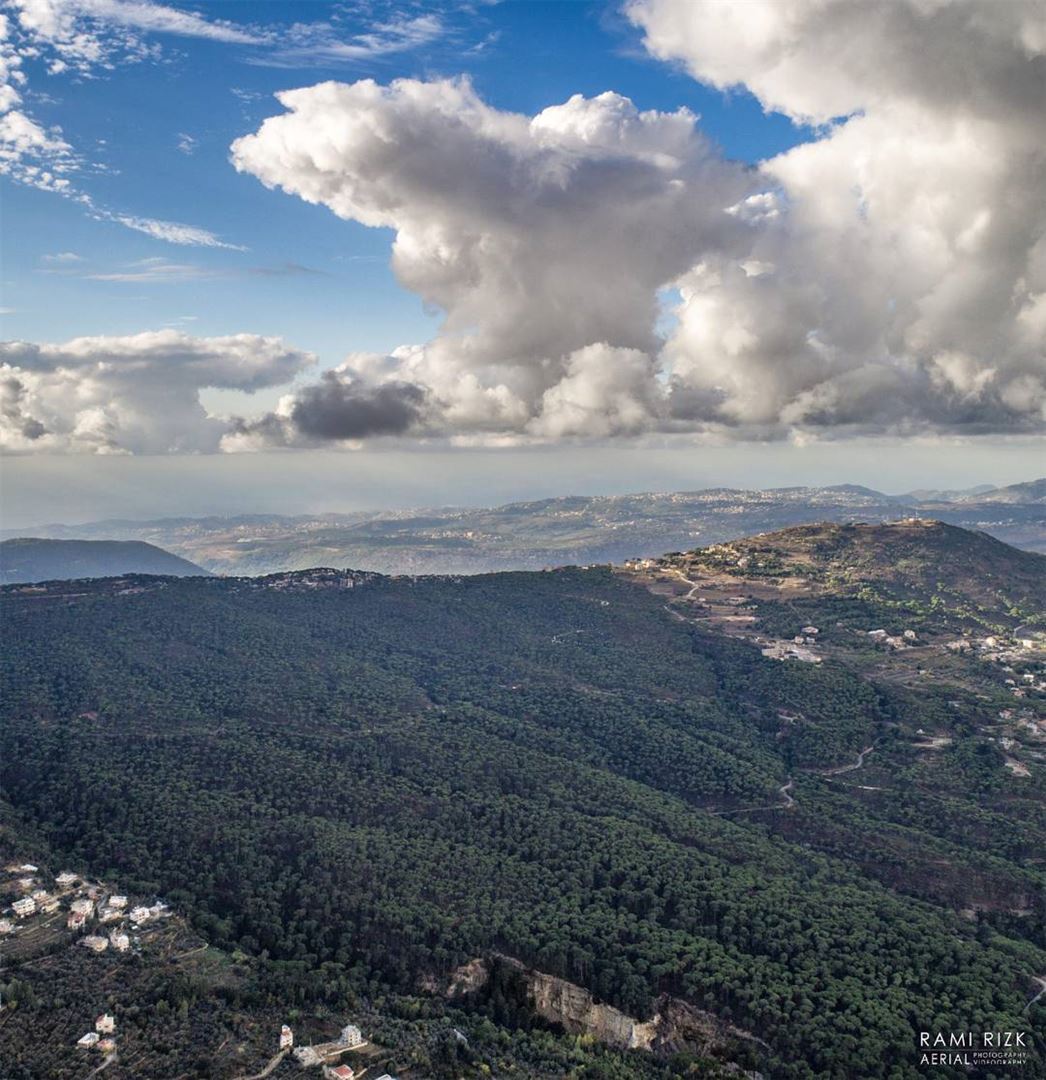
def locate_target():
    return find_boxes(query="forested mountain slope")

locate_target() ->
[0,538,208,583]
[1,525,1044,1078]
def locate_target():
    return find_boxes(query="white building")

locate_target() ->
[96,1014,115,1034]
[77,1032,100,1048]
[0,918,14,934]
[340,1024,364,1048]
[71,898,94,916]
[68,909,87,930]
[107,895,128,909]
[12,897,36,918]
[129,906,151,924]
[110,932,130,952]
[279,1024,294,1050]
[55,872,78,887]
[81,935,109,952]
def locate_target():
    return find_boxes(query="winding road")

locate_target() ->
[85,1052,117,1078]
[235,1049,288,1080]
[670,569,704,601]
[1025,975,1046,1013]
[823,745,875,776]
[711,778,795,817]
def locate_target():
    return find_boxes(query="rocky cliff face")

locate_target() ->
[525,965,657,1050]
[446,954,767,1067]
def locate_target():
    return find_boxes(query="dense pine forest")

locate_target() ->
[1,551,1044,1078]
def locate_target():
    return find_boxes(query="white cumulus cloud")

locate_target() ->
[226,28,1045,447]
[0,330,315,454]
[229,76,753,444]
[627,0,1046,437]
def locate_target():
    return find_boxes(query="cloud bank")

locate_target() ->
[226,0,1045,446]
[0,330,314,453]
[3,0,1044,453]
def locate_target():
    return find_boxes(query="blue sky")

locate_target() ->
[2,1,807,362]
[0,0,1042,523]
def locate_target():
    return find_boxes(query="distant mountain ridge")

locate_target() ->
[961,478,1046,504]
[0,538,210,584]
[3,479,1043,575]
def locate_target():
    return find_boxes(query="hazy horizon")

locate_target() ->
[2,440,1041,531]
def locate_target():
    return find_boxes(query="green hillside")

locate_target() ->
[1,526,1044,1078]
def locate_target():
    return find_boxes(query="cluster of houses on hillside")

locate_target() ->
[944,634,1046,699]
[760,626,823,664]
[76,1013,117,1055]
[250,569,378,592]
[866,627,918,649]
[281,1021,396,1077]
[760,639,822,664]
[1,861,169,961]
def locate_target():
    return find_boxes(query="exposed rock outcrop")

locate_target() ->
[525,965,656,1050]
[445,954,768,1068]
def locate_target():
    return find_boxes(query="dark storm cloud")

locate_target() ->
[290,374,426,439]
